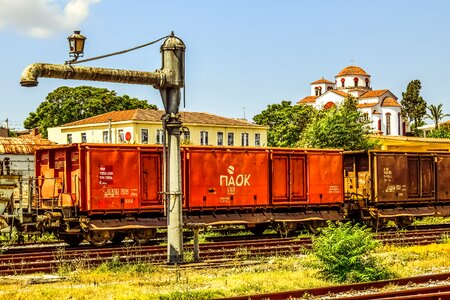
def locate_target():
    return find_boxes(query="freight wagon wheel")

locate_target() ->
[276,222,296,237]
[395,216,414,229]
[111,232,127,245]
[62,234,84,247]
[130,228,157,245]
[249,224,267,236]
[86,230,113,247]
[305,221,327,234]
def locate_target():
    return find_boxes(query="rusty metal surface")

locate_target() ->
[436,153,450,201]
[0,137,53,154]
[373,152,435,203]
[376,207,437,217]
[20,63,165,88]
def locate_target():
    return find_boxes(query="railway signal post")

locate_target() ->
[20,31,186,264]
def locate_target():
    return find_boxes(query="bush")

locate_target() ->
[312,221,392,283]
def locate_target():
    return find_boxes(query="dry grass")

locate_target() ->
[2,241,450,299]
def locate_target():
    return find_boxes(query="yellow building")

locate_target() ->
[47,109,268,147]
[373,135,450,151]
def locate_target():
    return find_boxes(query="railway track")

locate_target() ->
[1,227,450,275]
[217,272,450,299]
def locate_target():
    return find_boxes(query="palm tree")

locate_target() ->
[425,104,450,129]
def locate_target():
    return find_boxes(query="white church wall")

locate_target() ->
[314,92,345,109]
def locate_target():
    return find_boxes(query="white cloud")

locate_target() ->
[0,0,100,38]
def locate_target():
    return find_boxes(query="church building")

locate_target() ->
[298,65,406,136]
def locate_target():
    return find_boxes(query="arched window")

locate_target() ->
[377,119,382,131]
[386,113,391,135]
[327,86,333,91]
[318,86,322,95]
[398,112,401,135]
[315,87,319,96]
[341,78,345,88]
[365,78,370,88]
[354,77,359,87]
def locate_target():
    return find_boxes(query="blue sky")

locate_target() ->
[1,0,450,130]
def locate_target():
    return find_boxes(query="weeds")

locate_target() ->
[312,221,394,283]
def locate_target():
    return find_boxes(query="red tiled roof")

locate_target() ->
[336,65,370,77]
[356,103,378,108]
[61,109,263,128]
[331,90,349,97]
[359,89,389,99]
[381,97,401,107]
[298,96,317,104]
[310,77,334,85]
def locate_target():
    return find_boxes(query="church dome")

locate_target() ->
[336,65,370,77]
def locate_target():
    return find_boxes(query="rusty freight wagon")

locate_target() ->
[344,150,450,227]
[31,144,344,246]
[0,137,53,232]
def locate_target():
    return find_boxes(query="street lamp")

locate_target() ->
[66,30,86,64]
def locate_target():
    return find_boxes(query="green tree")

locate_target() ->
[425,103,450,129]
[312,222,393,283]
[298,96,377,150]
[253,100,316,147]
[401,80,427,135]
[24,86,157,137]
[427,124,450,138]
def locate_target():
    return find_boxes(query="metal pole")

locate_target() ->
[165,114,183,263]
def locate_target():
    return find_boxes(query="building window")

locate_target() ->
[324,102,336,110]
[359,113,369,122]
[241,133,249,146]
[386,113,391,135]
[327,86,333,91]
[228,132,234,146]
[141,129,148,144]
[67,134,72,144]
[341,78,345,88]
[217,132,224,146]
[156,129,164,144]
[200,131,208,145]
[353,77,359,87]
[377,119,382,132]
[118,129,124,143]
[365,78,370,88]
[182,130,190,142]
[81,132,87,143]
[102,131,109,143]
[398,113,401,135]
[255,133,261,146]
[314,87,319,96]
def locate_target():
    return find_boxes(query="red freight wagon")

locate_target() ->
[34,144,344,246]
[36,144,164,213]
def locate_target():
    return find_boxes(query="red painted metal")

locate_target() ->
[186,148,270,208]
[307,151,344,204]
[34,144,344,216]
